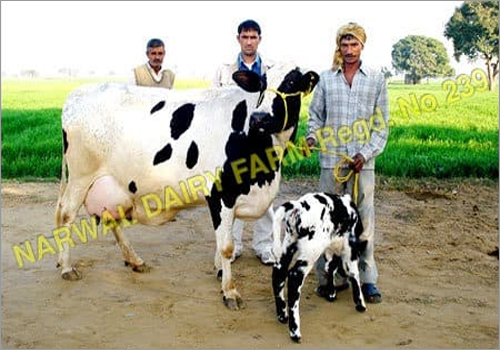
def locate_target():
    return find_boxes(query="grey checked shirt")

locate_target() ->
[307,63,389,170]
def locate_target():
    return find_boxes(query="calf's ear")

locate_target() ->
[232,71,262,92]
[300,71,320,96]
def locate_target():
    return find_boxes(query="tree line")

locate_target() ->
[390,1,498,90]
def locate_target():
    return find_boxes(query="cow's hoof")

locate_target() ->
[356,304,367,312]
[290,334,302,343]
[277,314,288,324]
[217,269,222,281]
[223,295,244,310]
[61,267,82,281]
[124,261,151,273]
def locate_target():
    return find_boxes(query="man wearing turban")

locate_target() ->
[306,22,389,304]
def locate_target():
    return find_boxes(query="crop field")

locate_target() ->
[1,75,498,349]
[1,74,498,180]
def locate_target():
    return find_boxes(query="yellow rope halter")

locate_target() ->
[264,89,302,132]
[293,145,360,205]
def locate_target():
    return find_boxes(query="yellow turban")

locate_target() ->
[332,22,367,70]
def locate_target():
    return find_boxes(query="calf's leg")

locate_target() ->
[344,256,366,312]
[272,239,297,323]
[287,258,314,343]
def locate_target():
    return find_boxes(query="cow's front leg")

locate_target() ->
[215,208,243,310]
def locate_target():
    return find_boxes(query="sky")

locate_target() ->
[1,1,480,79]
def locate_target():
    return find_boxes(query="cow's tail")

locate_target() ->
[55,130,68,226]
[271,204,287,262]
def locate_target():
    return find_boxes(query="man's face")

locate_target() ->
[237,29,261,57]
[147,46,165,70]
[340,36,363,65]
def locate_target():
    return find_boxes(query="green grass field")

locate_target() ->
[1,76,498,180]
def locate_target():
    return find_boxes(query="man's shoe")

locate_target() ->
[231,247,242,262]
[334,274,350,292]
[361,283,382,304]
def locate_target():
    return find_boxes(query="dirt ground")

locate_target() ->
[1,178,498,349]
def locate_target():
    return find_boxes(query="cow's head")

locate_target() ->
[247,63,319,137]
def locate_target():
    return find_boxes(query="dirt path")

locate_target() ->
[1,179,498,349]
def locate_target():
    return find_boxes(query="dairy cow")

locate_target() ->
[55,63,319,309]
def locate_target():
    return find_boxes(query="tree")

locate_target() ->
[444,1,499,90]
[392,35,455,84]
[381,66,393,82]
[20,69,38,79]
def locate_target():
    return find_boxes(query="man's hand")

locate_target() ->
[306,137,316,149]
[350,153,365,173]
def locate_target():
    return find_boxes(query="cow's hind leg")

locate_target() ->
[55,178,90,280]
[111,225,150,273]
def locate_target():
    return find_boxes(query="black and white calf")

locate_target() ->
[271,192,368,342]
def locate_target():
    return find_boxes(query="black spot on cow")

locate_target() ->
[206,193,222,230]
[300,201,310,211]
[298,225,315,240]
[150,100,165,114]
[62,129,68,154]
[282,201,294,212]
[171,103,195,140]
[128,181,137,194]
[232,101,247,132]
[153,143,173,165]
[314,193,329,206]
[186,141,199,169]
[324,193,350,233]
[320,207,326,220]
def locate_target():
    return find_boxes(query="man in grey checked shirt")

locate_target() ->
[306,22,389,303]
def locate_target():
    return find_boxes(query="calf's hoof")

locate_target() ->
[125,261,151,273]
[217,269,223,281]
[277,314,288,324]
[223,295,244,310]
[61,267,82,281]
[326,293,337,302]
[356,304,367,312]
[315,285,337,302]
[290,334,302,343]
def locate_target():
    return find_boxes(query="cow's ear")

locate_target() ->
[232,71,261,92]
[300,71,320,96]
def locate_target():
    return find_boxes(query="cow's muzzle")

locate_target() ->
[249,112,271,133]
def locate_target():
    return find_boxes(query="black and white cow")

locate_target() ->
[55,62,319,310]
[271,192,367,342]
